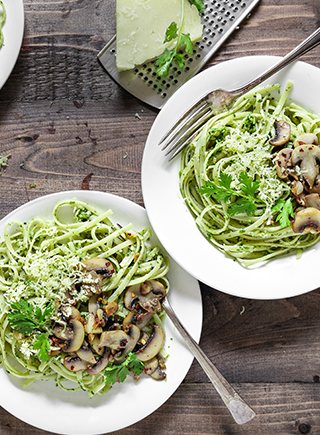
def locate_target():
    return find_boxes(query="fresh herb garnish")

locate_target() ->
[272,198,294,228]
[7,299,53,361]
[155,0,204,76]
[155,22,193,76]
[189,0,205,12]
[199,171,261,216]
[33,332,51,361]
[7,298,53,335]
[104,352,145,387]
[164,21,178,43]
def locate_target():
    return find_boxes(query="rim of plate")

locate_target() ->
[0,190,202,435]
[0,0,24,90]
[142,56,320,300]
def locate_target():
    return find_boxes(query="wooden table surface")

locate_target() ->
[1,0,320,434]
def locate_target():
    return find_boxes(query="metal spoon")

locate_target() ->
[162,297,255,425]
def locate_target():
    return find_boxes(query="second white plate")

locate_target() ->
[0,190,202,435]
[0,0,24,90]
[142,56,320,300]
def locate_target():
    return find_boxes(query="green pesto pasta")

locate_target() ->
[179,81,320,267]
[0,1,5,49]
[0,199,170,397]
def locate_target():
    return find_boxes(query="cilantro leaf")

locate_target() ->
[188,0,205,13]
[104,353,145,388]
[199,171,262,217]
[219,172,233,190]
[198,173,234,202]
[33,332,51,361]
[179,33,193,55]
[239,172,260,197]
[174,52,185,69]
[228,198,258,216]
[7,299,53,335]
[164,22,178,43]
[156,15,195,76]
[155,48,175,76]
[198,179,233,202]
[272,198,294,228]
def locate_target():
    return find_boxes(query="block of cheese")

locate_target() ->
[116,0,203,71]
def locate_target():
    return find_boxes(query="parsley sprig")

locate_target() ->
[189,0,205,12]
[155,22,193,76]
[7,298,53,335]
[33,332,51,361]
[272,198,294,228]
[199,171,294,227]
[199,171,261,216]
[7,298,53,361]
[155,0,205,76]
[104,352,145,388]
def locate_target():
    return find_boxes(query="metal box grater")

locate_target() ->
[98,0,261,109]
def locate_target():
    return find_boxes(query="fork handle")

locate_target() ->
[235,27,320,95]
[162,299,255,425]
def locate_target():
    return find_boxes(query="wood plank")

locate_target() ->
[1,383,320,434]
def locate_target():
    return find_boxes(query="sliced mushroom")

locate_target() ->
[274,148,293,179]
[135,325,165,362]
[304,193,320,211]
[308,174,320,194]
[62,319,85,353]
[82,257,114,279]
[64,355,89,372]
[88,333,105,356]
[150,355,166,381]
[52,325,68,340]
[56,302,81,323]
[293,133,318,147]
[143,357,159,376]
[269,120,291,146]
[99,324,140,360]
[76,341,96,364]
[88,294,101,315]
[86,347,111,375]
[292,207,320,233]
[122,308,154,331]
[291,145,320,188]
[124,280,166,313]
[85,313,103,334]
[291,179,304,197]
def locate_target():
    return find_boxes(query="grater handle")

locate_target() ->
[235,27,320,95]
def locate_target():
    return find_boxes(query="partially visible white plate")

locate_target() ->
[0,190,202,435]
[0,0,24,90]
[142,56,320,300]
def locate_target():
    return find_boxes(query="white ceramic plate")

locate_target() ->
[0,0,24,90]
[142,56,320,300]
[0,191,202,435]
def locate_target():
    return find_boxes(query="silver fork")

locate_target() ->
[162,297,256,425]
[160,27,320,161]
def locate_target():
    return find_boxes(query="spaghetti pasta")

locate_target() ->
[179,81,320,267]
[0,199,170,396]
[0,1,5,49]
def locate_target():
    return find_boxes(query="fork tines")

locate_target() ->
[158,95,213,160]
